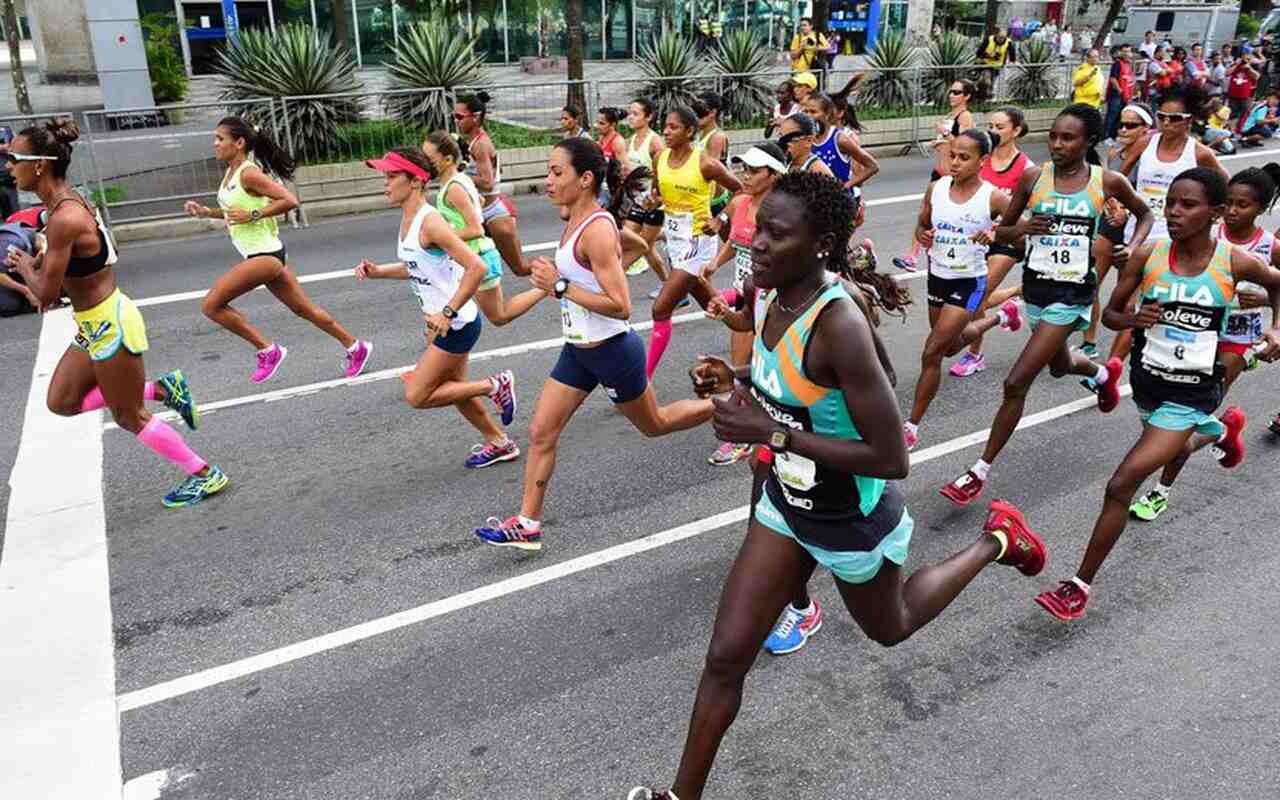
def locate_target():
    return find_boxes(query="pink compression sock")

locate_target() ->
[136,416,207,475]
[80,382,160,413]
[646,319,673,379]
[719,287,741,307]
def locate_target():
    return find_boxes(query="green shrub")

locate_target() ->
[1008,40,1060,104]
[925,30,976,108]
[141,13,188,105]
[384,21,489,132]
[707,29,776,126]
[862,31,917,112]
[638,31,710,114]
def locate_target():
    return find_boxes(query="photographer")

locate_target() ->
[788,17,828,73]
[1227,48,1262,122]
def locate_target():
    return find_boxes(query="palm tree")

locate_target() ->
[565,0,586,111]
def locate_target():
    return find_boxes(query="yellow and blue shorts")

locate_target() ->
[72,289,148,361]
[478,248,504,291]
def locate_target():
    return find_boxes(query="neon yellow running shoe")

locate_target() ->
[162,465,229,508]
[625,257,649,276]
[157,369,200,431]
[1129,490,1168,522]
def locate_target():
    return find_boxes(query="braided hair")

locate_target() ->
[1228,163,1280,213]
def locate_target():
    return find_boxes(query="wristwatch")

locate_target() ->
[249,208,262,221]
[441,305,457,320]
[767,428,791,454]
[553,278,570,299]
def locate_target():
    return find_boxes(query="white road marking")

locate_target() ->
[0,309,120,797]
[122,768,196,799]
[117,382,1131,712]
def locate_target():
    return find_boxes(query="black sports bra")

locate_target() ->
[52,196,111,279]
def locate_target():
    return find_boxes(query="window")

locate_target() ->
[1155,12,1174,33]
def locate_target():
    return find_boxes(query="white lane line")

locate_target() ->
[116,382,1131,712]
[106,268,932,433]
[0,310,121,797]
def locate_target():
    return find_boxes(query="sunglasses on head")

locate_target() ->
[4,152,57,164]
[1157,111,1192,122]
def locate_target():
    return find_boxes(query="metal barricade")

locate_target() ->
[452,79,593,132]
[81,98,277,225]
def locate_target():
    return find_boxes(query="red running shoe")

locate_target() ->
[1035,581,1089,621]
[940,470,985,506]
[1269,412,1280,436]
[1096,357,1124,413]
[1214,406,1247,468]
[984,500,1047,576]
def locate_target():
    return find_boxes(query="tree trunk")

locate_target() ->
[565,0,586,111]
[332,0,353,53]
[1,0,30,115]
[1095,0,1126,50]
[983,0,1000,39]
[812,0,831,32]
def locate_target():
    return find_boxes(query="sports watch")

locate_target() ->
[553,278,570,299]
[249,208,262,221]
[768,428,791,454]
[441,305,457,320]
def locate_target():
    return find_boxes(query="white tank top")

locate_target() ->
[626,130,659,172]
[1218,223,1275,345]
[1130,133,1198,241]
[397,202,478,329]
[555,210,630,344]
[927,177,995,280]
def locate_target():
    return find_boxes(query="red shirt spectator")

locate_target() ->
[1228,60,1259,99]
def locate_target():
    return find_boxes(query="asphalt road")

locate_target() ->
[5,141,1280,800]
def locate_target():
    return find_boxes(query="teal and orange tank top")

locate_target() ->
[1023,162,1106,307]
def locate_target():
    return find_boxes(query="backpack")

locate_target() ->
[0,222,38,317]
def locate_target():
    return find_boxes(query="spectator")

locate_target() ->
[1058,24,1074,61]
[1201,96,1234,154]
[1239,91,1280,147]
[792,71,818,102]
[1146,46,1173,101]
[977,26,1015,97]
[1139,30,1158,61]
[1073,48,1106,109]
[1227,53,1262,121]
[1168,46,1188,88]
[0,127,17,221]
[1079,25,1095,55]
[789,18,829,73]
[560,106,591,139]
[1186,43,1209,90]
[1206,51,1228,97]
[1105,44,1138,141]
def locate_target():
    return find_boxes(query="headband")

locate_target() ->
[1122,104,1154,127]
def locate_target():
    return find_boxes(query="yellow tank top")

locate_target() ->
[657,148,714,230]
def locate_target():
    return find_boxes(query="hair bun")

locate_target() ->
[46,118,80,145]
[476,91,492,104]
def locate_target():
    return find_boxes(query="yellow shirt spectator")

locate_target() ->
[1208,104,1230,130]
[789,21,829,72]
[1072,61,1105,108]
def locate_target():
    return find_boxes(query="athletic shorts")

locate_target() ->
[550,330,647,404]
[478,248,503,291]
[432,316,482,355]
[987,241,1024,261]
[1136,399,1226,438]
[1097,216,1126,246]
[1217,340,1254,359]
[669,234,718,276]
[754,480,913,585]
[928,273,987,313]
[626,204,664,227]
[1025,301,1091,332]
[482,195,517,223]
[73,288,148,361]
[246,246,287,266]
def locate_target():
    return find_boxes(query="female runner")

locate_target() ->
[627,172,1046,800]
[775,113,834,177]
[645,107,741,379]
[952,106,1034,378]
[185,116,371,384]
[1129,164,1280,522]
[474,138,715,551]
[354,148,525,468]
[1035,167,1280,621]
[940,105,1154,506]
[455,93,529,277]
[621,97,669,281]
[903,130,1022,451]
[8,119,226,507]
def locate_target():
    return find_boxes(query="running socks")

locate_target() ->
[646,319,673,379]
[1070,576,1091,595]
[1093,363,1110,384]
[80,382,161,413]
[136,416,208,475]
[1153,482,1172,498]
[971,459,992,481]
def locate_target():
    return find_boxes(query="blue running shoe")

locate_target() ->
[489,369,517,426]
[762,599,823,655]
[162,465,228,508]
[465,439,520,469]
[157,369,200,431]
[475,515,542,551]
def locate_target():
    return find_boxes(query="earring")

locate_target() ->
[817,250,829,260]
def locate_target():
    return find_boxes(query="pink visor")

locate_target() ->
[366,151,430,181]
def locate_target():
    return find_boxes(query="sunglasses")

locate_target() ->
[949,89,968,96]
[776,131,807,149]
[4,152,57,164]
[1118,121,1147,130]
[452,112,472,121]
[1157,112,1192,122]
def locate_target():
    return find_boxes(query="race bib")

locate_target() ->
[929,231,976,273]
[1141,185,1168,219]
[665,212,694,246]
[560,296,592,342]
[733,245,752,291]
[774,451,818,494]
[1225,309,1265,342]
[1142,324,1217,374]
[1027,216,1091,283]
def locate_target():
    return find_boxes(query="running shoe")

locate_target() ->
[465,439,521,469]
[998,299,1023,332]
[474,516,542,551]
[489,369,517,426]
[708,441,751,466]
[1080,341,1099,359]
[1079,377,1098,395]
[984,499,1047,575]
[903,423,919,451]
[763,599,823,655]
[251,344,287,384]
[625,257,650,276]
[949,351,986,377]
[1211,406,1247,468]
[940,470,985,506]
[1096,356,1123,413]
[1270,412,1280,436]
[156,369,200,431]
[1035,580,1089,621]
[1129,490,1168,521]
[344,340,373,378]
[627,789,680,800]
[851,238,879,272]
[892,255,918,272]
[162,465,229,508]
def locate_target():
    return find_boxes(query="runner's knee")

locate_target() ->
[46,391,80,417]
[109,405,147,433]
[703,635,755,685]
[1105,464,1146,503]
[1001,374,1030,401]
[528,416,563,451]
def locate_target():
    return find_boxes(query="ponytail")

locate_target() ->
[218,116,296,181]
